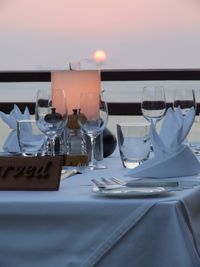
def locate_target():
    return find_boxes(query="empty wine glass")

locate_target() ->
[173,88,196,116]
[35,88,68,156]
[77,91,108,170]
[173,88,196,148]
[141,86,166,127]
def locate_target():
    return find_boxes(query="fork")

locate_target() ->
[110,177,126,185]
[61,164,86,180]
[101,177,115,186]
[91,178,125,190]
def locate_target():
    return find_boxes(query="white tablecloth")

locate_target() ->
[0,153,200,267]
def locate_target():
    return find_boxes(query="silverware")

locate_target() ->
[91,176,200,192]
[61,169,79,180]
[61,163,87,180]
[110,177,126,186]
[91,179,106,188]
[92,177,184,191]
[111,177,199,190]
[61,166,85,181]
[91,179,124,190]
[110,177,179,188]
[101,177,114,185]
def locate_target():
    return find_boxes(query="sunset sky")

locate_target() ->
[0,0,200,70]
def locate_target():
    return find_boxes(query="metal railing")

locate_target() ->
[0,69,200,115]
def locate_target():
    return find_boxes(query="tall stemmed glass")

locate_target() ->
[173,88,196,147]
[173,88,196,116]
[141,86,166,127]
[35,88,68,156]
[78,91,108,170]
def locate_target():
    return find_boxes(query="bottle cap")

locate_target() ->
[67,109,80,129]
[44,108,62,123]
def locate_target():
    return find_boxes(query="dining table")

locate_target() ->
[0,150,200,267]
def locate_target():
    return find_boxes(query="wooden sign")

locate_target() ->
[0,156,63,190]
[63,154,88,166]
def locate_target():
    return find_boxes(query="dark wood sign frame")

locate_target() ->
[0,156,63,190]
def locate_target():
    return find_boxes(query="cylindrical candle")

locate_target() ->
[51,70,101,115]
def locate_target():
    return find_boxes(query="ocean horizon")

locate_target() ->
[1,81,200,103]
[0,80,200,149]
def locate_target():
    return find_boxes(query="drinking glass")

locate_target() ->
[173,88,196,116]
[141,86,166,126]
[117,122,151,168]
[17,119,45,156]
[77,91,108,170]
[173,88,196,147]
[35,89,68,156]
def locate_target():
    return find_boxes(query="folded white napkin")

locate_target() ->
[126,107,200,178]
[18,122,45,154]
[0,105,31,153]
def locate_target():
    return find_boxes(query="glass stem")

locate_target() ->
[43,136,49,156]
[50,137,55,156]
[90,135,97,166]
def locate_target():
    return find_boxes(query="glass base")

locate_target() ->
[22,152,40,157]
[122,161,140,169]
[88,161,107,170]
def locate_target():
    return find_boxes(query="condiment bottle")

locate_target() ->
[67,109,87,155]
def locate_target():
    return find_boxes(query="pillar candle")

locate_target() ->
[51,70,101,116]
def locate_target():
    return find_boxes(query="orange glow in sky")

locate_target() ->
[0,0,200,70]
[93,50,107,63]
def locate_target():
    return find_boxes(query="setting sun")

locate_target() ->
[93,50,107,63]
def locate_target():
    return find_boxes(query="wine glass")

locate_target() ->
[35,88,68,156]
[141,86,166,127]
[173,88,196,147]
[173,88,196,116]
[77,91,108,170]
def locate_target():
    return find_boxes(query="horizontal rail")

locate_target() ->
[0,69,200,82]
[1,102,200,116]
[101,69,200,81]
[0,69,200,115]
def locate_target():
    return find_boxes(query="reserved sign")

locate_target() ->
[0,156,63,190]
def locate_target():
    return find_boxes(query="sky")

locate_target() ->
[0,0,200,70]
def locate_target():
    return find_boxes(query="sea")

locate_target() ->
[1,80,200,103]
[0,80,200,149]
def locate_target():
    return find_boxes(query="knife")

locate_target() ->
[111,177,179,188]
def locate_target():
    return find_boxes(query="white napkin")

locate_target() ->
[0,105,31,153]
[126,107,200,178]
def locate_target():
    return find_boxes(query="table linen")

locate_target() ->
[0,153,199,267]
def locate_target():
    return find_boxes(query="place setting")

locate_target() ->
[0,70,112,190]
[0,81,200,197]
[90,175,200,198]
[91,177,180,198]
[90,86,200,198]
